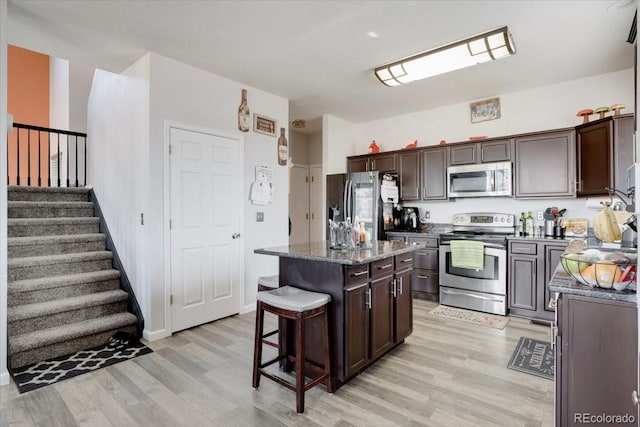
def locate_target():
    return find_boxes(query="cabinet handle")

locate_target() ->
[417,251,430,256]
[351,270,368,277]
[550,324,556,350]
[392,279,397,297]
[401,258,412,263]
[372,159,376,170]
[399,277,403,295]
[378,263,393,270]
[365,289,372,309]
[417,275,429,279]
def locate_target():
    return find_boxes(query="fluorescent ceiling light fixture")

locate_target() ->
[375,26,516,87]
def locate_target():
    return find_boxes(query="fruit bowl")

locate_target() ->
[560,248,637,290]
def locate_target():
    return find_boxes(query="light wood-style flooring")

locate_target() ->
[0,300,553,426]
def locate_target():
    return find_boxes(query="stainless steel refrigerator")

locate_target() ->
[326,171,399,242]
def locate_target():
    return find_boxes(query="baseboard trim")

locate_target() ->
[0,370,10,387]
[241,303,256,314]
[143,328,170,342]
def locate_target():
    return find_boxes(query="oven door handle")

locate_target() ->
[440,242,506,251]
[441,288,505,303]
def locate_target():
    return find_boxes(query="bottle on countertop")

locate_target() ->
[519,212,526,236]
[238,89,250,132]
[525,211,534,236]
[360,222,366,245]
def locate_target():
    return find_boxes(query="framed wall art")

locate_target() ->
[253,113,276,136]
[470,97,501,123]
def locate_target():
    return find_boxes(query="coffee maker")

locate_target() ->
[394,206,420,231]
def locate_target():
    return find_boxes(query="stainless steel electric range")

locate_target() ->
[438,212,515,316]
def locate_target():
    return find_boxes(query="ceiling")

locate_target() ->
[6,0,637,134]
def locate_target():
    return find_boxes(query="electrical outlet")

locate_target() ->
[424,211,430,219]
[256,212,264,222]
[537,210,544,221]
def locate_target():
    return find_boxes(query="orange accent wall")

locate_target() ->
[8,45,50,186]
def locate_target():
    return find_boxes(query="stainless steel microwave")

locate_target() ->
[447,161,512,198]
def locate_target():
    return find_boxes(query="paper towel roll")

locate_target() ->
[585,197,610,209]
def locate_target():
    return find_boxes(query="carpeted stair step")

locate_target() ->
[8,201,94,218]
[8,234,106,258]
[8,251,113,281]
[8,185,90,202]
[8,270,121,306]
[9,312,138,369]
[8,217,100,237]
[8,290,130,336]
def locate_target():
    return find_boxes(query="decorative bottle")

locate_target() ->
[277,127,288,166]
[525,211,534,236]
[238,89,250,132]
[519,212,526,236]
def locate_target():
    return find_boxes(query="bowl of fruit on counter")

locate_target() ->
[560,248,637,290]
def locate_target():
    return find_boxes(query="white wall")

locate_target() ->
[69,62,94,134]
[147,53,288,337]
[87,57,151,334]
[352,69,634,153]
[49,57,69,130]
[0,0,9,387]
[323,69,634,228]
[308,132,322,165]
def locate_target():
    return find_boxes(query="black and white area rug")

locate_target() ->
[507,336,554,380]
[11,332,153,393]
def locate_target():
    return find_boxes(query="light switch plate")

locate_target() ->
[256,212,264,222]
[537,210,544,221]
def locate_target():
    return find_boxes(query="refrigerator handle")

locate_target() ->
[343,178,349,221]
[347,179,352,220]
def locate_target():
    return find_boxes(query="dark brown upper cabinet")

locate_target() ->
[576,118,614,196]
[449,139,512,166]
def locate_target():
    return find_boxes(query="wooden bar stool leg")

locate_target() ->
[295,311,305,414]
[252,301,265,388]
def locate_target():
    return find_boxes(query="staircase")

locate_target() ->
[7,186,138,369]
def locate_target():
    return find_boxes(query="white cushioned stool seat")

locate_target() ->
[257,274,279,289]
[257,286,330,312]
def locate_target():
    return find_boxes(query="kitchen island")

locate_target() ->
[254,240,421,389]
[548,260,637,426]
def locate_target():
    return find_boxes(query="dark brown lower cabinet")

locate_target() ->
[508,240,566,322]
[394,267,413,341]
[555,293,637,426]
[370,275,394,360]
[344,282,369,375]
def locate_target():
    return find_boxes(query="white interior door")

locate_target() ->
[309,164,323,242]
[170,127,241,333]
[289,164,310,244]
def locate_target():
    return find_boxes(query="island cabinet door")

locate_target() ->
[394,268,413,342]
[344,282,370,378]
[370,275,395,360]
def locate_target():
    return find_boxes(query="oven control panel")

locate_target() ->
[453,212,515,227]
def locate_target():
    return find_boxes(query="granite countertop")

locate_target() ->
[548,262,637,304]
[254,240,422,265]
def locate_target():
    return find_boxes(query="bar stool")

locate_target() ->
[252,286,334,413]
[257,275,279,347]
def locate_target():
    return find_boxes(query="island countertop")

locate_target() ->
[254,240,421,265]
[548,262,637,304]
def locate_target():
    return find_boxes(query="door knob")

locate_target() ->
[232,233,241,239]
[632,390,639,406]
